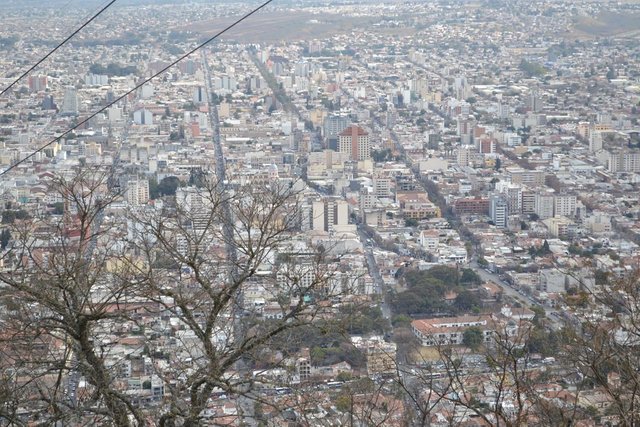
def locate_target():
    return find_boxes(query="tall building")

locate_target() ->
[521,189,536,215]
[214,76,236,91]
[534,192,555,220]
[457,146,472,166]
[193,86,206,104]
[607,150,640,173]
[41,95,56,110]
[133,109,153,125]
[323,114,350,139]
[373,177,392,198]
[310,197,349,233]
[498,184,522,214]
[489,194,508,228]
[589,131,603,153]
[554,194,577,218]
[28,75,47,93]
[126,179,150,206]
[84,74,109,86]
[61,86,78,116]
[338,125,370,161]
[457,115,475,145]
[527,89,542,112]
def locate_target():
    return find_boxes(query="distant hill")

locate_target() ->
[571,11,640,39]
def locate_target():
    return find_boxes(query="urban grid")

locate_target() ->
[1,0,640,426]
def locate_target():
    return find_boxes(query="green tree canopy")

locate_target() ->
[463,326,484,350]
[157,176,180,197]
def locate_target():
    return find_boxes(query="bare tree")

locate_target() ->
[563,267,640,426]
[126,178,350,425]
[0,172,354,426]
[396,319,581,427]
[0,169,144,426]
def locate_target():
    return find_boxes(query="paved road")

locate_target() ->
[357,226,393,320]
[469,260,563,330]
[201,50,256,427]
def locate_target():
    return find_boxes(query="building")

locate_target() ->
[28,75,47,93]
[126,179,150,206]
[133,109,153,125]
[607,150,640,173]
[338,125,370,161]
[526,89,542,113]
[352,337,397,376]
[543,216,573,238]
[84,74,109,86]
[489,194,508,228]
[396,191,440,219]
[456,146,472,166]
[496,182,522,214]
[507,167,545,187]
[411,315,494,347]
[453,197,490,215]
[534,192,555,220]
[309,197,349,233]
[554,194,577,218]
[589,131,603,153]
[585,213,612,233]
[477,137,496,154]
[373,177,392,198]
[193,86,206,104]
[420,230,440,252]
[521,189,536,215]
[61,86,78,115]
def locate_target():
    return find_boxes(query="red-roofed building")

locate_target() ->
[338,125,370,161]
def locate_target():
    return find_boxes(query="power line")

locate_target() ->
[0,0,117,98]
[0,0,275,178]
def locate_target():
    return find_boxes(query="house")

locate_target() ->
[500,305,535,321]
[411,315,495,347]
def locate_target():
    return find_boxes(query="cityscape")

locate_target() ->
[1,0,640,425]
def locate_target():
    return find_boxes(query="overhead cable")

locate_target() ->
[0,0,275,178]
[0,0,118,97]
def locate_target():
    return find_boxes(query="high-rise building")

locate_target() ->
[456,146,472,166]
[607,150,640,173]
[323,114,350,139]
[309,197,349,233]
[554,194,577,218]
[457,115,475,145]
[589,131,603,153]
[521,189,536,215]
[61,86,78,116]
[338,125,370,161]
[126,179,149,206]
[41,95,56,110]
[489,194,508,228]
[84,74,109,86]
[527,89,542,112]
[215,76,236,91]
[28,75,47,93]
[193,86,206,104]
[495,182,522,214]
[534,192,555,220]
[373,177,392,198]
[133,109,153,125]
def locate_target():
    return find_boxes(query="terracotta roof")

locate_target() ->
[339,125,368,137]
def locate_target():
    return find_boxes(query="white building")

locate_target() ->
[554,194,577,218]
[534,192,555,220]
[412,315,494,347]
[489,194,508,228]
[126,179,149,206]
[61,86,78,115]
